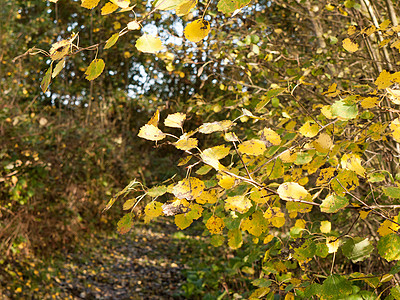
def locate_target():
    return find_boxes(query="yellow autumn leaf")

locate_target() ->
[144,201,163,218]
[195,189,217,204]
[250,187,271,204]
[360,97,380,109]
[135,34,165,53]
[175,135,198,151]
[264,207,285,228]
[241,211,269,236]
[359,210,370,220]
[153,0,183,10]
[174,213,193,229]
[261,128,281,146]
[316,167,337,185]
[277,182,310,201]
[172,177,205,200]
[218,174,236,189]
[200,145,230,171]
[320,221,331,233]
[341,153,366,177]
[200,152,223,171]
[164,112,186,128]
[49,38,75,61]
[378,217,400,237]
[321,105,334,119]
[138,124,166,141]
[176,0,197,16]
[299,121,319,138]
[326,236,340,253]
[85,59,105,81]
[313,133,333,153]
[110,0,130,8]
[279,150,297,163]
[199,120,233,134]
[390,118,400,142]
[202,145,231,160]
[205,216,225,234]
[81,0,100,9]
[238,139,266,156]
[101,2,119,15]
[387,88,400,105]
[147,109,160,126]
[342,38,359,53]
[184,19,211,43]
[225,195,252,214]
[375,70,393,89]
[347,25,357,35]
[295,219,306,229]
[127,20,141,30]
[224,132,239,142]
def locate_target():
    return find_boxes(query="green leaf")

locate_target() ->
[147,185,167,197]
[320,194,349,213]
[41,64,52,93]
[293,240,316,262]
[378,233,400,261]
[320,275,353,299]
[117,213,134,234]
[228,228,243,249]
[217,0,251,14]
[382,186,400,199]
[391,285,400,300]
[210,235,224,247]
[255,88,285,112]
[103,179,139,211]
[367,171,386,183]
[104,33,119,49]
[331,99,358,120]
[341,238,374,262]
[85,58,105,81]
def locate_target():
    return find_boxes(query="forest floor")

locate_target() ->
[1,220,203,299]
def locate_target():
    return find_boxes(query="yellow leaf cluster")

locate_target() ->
[205,216,225,234]
[264,207,285,228]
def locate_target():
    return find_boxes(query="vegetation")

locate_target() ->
[1,0,400,298]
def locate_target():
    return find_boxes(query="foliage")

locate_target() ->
[8,0,400,298]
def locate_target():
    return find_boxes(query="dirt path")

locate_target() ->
[48,221,189,299]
